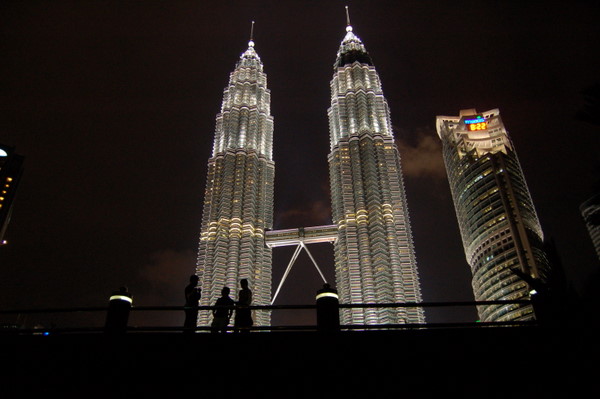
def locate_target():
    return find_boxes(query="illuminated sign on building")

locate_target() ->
[464,116,488,131]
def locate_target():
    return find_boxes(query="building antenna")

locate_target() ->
[250,20,255,42]
[345,5,351,26]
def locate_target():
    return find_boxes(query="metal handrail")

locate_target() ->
[0,299,531,315]
[0,299,537,334]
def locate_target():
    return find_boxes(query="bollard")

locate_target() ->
[530,289,552,326]
[316,283,340,332]
[105,286,132,334]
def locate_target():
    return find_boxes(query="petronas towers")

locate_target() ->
[196,38,274,327]
[195,18,424,327]
[328,25,423,324]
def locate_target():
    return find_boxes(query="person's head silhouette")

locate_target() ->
[221,287,230,297]
[240,279,248,289]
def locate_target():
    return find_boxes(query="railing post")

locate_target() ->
[104,287,132,334]
[316,284,340,332]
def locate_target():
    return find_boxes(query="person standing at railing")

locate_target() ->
[211,287,234,333]
[184,275,201,333]
[234,278,253,333]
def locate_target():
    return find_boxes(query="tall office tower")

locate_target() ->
[327,21,424,325]
[436,109,551,322]
[580,193,600,262]
[196,36,274,327]
[0,145,24,243]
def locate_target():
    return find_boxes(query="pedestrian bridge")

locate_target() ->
[265,225,338,248]
[265,225,338,304]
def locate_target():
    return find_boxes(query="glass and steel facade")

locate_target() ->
[436,109,550,322]
[196,40,274,327]
[580,193,600,262]
[327,25,424,325]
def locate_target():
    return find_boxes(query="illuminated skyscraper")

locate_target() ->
[436,109,550,322]
[580,193,600,262]
[0,145,24,243]
[327,19,424,325]
[196,35,274,327]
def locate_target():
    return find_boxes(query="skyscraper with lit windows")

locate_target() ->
[0,144,24,244]
[580,193,600,262]
[195,36,274,327]
[327,20,424,325]
[436,109,550,322]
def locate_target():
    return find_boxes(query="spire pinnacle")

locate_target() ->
[345,5,353,32]
[239,20,262,68]
[336,6,372,68]
[249,20,255,47]
[346,6,352,30]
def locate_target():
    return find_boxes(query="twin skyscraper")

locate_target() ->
[195,15,549,327]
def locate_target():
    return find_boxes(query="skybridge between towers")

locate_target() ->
[265,225,338,304]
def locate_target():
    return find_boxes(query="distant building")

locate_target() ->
[436,109,551,322]
[195,37,274,327]
[327,21,424,325]
[0,145,24,243]
[580,193,600,262]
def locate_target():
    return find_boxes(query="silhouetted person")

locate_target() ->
[184,275,201,333]
[211,287,234,333]
[234,278,253,333]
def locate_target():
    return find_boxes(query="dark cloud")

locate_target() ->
[396,128,446,179]
[137,249,196,305]
[275,199,332,228]
[130,249,196,326]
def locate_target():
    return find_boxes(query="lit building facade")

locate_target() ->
[436,109,550,322]
[0,145,24,243]
[580,193,600,262]
[196,38,274,327]
[327,23,424,325]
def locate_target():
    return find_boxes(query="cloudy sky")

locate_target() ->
[1,0,598,328]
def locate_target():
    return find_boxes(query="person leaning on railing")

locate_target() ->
[211,287,234,333]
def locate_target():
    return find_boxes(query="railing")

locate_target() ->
[0,299,538,334]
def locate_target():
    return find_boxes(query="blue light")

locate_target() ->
[464,116,485,124]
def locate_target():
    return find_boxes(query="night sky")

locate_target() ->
[1,0,598,328]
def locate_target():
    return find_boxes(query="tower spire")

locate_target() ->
[249,20,255,47]
[345,5,351,27]
[336,6,371,68]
